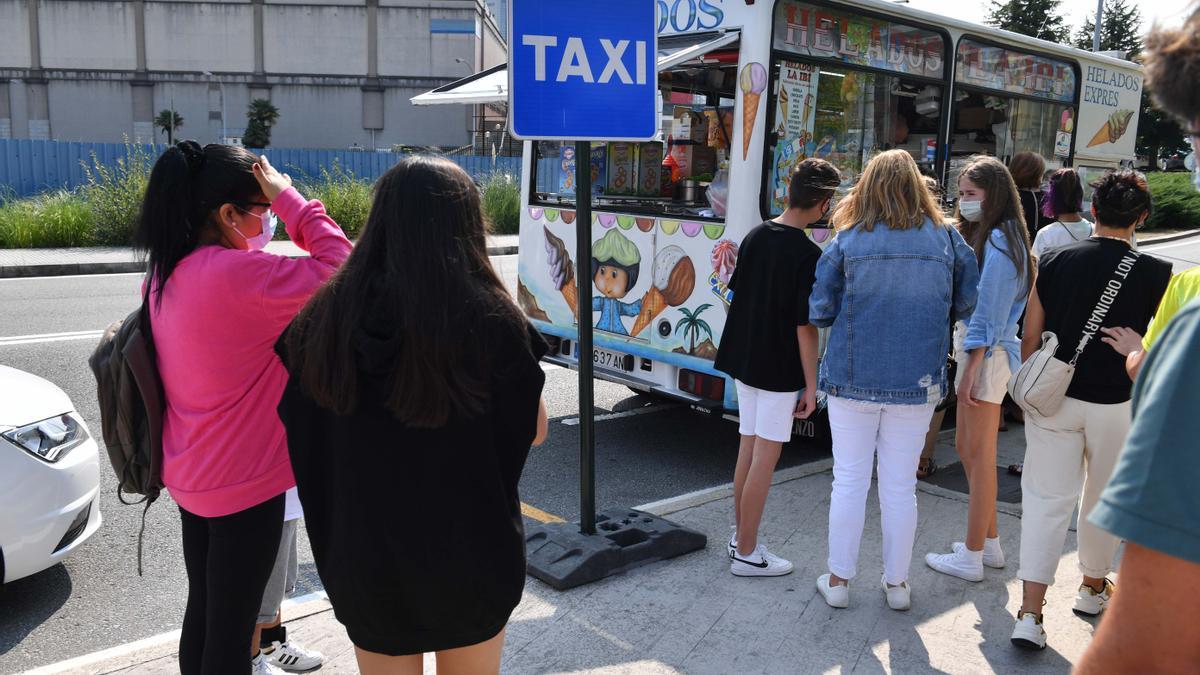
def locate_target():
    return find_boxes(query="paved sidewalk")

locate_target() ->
[41,427,1099,675]
[0,235,520,278]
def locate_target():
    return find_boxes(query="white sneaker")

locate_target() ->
[1011,612,1047,650]
[925,546,984,582]
[1073,579,1115,617]
[881,576,911,611]
[252,653,287,675]
[727,527,737,559]
[264,640,325,672]
[953,540,1005,569]
[816,573,850,608]
[730,544,793,577]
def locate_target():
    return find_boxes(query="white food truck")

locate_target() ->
[414,0,1144,438]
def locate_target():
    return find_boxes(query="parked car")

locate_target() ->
[0,365,101,583]
[1163,153,1189,171]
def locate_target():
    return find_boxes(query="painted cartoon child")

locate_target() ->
[591,229,642,336]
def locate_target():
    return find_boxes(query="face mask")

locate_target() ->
[229,208,277,251]
[959,200,984,222]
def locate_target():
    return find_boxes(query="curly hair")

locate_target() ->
[1144,8,1200,123]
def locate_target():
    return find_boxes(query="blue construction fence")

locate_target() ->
[0,139,523,199]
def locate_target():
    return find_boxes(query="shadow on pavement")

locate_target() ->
[0,563,73,656]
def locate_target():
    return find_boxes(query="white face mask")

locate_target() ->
[959,200,984,222]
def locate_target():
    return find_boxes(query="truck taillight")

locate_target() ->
[678,369,725,402]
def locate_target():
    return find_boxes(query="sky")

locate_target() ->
[901,0,1195,35]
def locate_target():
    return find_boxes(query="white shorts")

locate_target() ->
[734,380,798,443]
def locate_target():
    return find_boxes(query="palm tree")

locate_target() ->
[154,109,184,145]
[242,99,281,148]
[675,304,714,356]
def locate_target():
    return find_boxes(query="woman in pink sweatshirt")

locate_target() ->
[136,141,352,675]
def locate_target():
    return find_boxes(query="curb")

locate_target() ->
[0,246,519,279]
[1142,228,1200,245]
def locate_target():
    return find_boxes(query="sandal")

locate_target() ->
[917,457,938,479]
[1008,463,1023,476]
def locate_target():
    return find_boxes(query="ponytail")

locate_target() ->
[134,140,260,304]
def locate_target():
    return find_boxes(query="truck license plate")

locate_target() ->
[593,347,632,372]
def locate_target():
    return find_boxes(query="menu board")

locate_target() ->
[771,61,821,212]
[773,0,945,80]
[955,39,1076,104]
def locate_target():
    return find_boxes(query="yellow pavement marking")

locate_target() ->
[521,502,566,523]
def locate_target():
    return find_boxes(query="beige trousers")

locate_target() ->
[1018,397,1131,585]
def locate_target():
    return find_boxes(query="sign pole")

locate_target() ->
[574,140,596,536]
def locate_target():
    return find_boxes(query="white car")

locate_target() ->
[0,365,101,583]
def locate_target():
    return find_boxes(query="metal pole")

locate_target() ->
[1093,0,1104,52]
[220,80,227,143]
[574,139,596,536]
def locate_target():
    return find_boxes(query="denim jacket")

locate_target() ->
[809,218,980,404]
[962,227,1029,373]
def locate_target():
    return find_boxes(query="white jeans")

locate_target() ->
[1019,397,1131,585]
[826,396,937,585]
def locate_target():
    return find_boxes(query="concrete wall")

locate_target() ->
[0,0,507,149]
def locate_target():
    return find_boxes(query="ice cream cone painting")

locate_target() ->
[777,86,790,135]
[709,240,737,313]
[740,63,767,161]
[630,246,697,337]
[1087,109,1135,148]
[543,227,578,317]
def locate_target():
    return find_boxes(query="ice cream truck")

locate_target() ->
[413,0,1143,438]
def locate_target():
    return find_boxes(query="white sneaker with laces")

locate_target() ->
[816,573,850,608]
[881,576,911,611]
[252,653,287,675]
[265,640,325,673]
[1011,612,1047,650]
[953,540,1005,569]
[1073,579,1115,617]
[730,544,793,577]
[925,546,985,582]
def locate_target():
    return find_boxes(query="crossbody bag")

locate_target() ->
[1008,248,1140,417]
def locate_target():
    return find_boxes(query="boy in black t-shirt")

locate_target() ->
[714,158,840,577]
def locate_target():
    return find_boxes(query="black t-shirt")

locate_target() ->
[1037,238,1172,404]
[714,221,820,392]
[275,311,548,655]
[1020,189,1047,239]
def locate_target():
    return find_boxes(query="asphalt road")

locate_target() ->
[0,255,828,673]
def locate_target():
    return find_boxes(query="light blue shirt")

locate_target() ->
[962,227,1029,373]
[592,296,642,336]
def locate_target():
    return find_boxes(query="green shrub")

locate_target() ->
[0,190,96,248]
[1146,172,1200,230]
[298,162,373,238]
[480,172,521,235]
[80,142,156,245]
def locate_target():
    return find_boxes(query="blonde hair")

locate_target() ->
[955,155,1034,291]
[831,150,946,232]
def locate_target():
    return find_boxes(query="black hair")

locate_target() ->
[591,258,640,291]
[135,140,261,305]
[1042,168,1084,218]
[789,158,841,210]
[1090,169,1152,229]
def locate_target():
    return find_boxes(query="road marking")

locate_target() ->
[0,329,105,346]
[1146,237,1200,251]
[561,403,677,426]
[0,271,143,281]
[521,502,566,523]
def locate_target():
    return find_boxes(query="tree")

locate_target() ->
[675,304,713,356]
[242,99,281,149]
[1073,0,1143,58]
[154,109,183,145]
[986,0,1071,43]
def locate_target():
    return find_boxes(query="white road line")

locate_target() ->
[0,330,105,346]
[1146,237,1200,251]
[0,271,143,281]
[561,404,677,426]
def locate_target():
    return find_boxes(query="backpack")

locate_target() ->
[88,290,164,575]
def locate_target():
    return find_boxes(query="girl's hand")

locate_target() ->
[959,358,982,408]
[794,389,818,420]
[1100,326,1144,357]
[253,155,293,202]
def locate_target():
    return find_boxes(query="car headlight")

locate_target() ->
[2,413,87,463]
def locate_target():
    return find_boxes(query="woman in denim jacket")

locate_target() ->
[809,150,979,610]
[926,156,1034,583]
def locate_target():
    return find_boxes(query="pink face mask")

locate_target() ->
[228,208,278,251]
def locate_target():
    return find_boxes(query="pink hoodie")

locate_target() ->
[150,187,352,517]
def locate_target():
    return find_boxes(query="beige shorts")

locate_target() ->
[953,322,1011,405]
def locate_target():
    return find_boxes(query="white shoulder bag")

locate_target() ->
[1008,249,1140,417]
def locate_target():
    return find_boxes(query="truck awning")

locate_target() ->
[411,30,740,107]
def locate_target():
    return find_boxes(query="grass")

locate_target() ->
[80,142,156,246]
[480,171,521,235]
[295,162,373,239]
[1145,171,1200,230]
[0,189,96,248]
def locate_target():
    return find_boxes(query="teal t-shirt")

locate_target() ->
[1089,298,1200,564]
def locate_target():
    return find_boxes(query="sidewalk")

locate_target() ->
[40,427,1100,675]
[0,236,520,278]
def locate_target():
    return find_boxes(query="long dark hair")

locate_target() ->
[956,155,1034,292]
[285,155,526,427]
[135,140,261,303]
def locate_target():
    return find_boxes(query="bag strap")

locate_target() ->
[1069,248,1140,367]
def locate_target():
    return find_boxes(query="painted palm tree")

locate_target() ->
[675,303,713,356]
[154,110,183,145]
